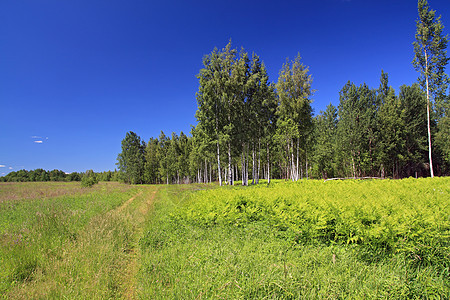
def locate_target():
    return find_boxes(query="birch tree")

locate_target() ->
[413,0,449,177]
[196,47,226,185]
[275,54,313,181]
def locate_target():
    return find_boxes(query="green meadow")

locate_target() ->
[1,178,449,299]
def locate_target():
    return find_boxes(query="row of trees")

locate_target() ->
[117,72,448,185]
[116,1,448,184]
[314,76,448,179]
[0,169,119,183]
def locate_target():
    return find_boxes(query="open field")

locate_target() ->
[139,178,449,299]
[0,182,148,298]
[1,178,449,299]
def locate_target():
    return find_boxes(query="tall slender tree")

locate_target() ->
[275,54,314,181]
[144,138,160,184]
[196,43,238,186]
[117,131,146,184]
[413,0,449,177]
[399,84,428,177]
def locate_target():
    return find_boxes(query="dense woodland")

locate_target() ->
[117,1,449,185]
[116,73,448,185]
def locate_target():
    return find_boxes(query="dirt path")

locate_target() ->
[6,186,159,299]
[116,190,143,213]
[122,189,158,299]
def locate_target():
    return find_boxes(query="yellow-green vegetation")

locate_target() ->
[1,179,449,299]
[139,178,449,299]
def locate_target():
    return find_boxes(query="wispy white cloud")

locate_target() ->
[9,167,13,170]
[0,165,5,168]
[31,135,48,144]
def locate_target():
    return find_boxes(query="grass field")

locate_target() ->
[139,178,449,299]
[1,179,449,299]
[0,182,146,298]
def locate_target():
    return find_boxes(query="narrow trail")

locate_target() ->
[7,187,159,299]
[123,188,158,300]
[116,190,143,213]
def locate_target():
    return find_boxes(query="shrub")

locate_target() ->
[81,170,98,188]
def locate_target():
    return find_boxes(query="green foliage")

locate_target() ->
[435,95,450,167]
[173,179,449,269]
[312,103,338,179]
[413,0,449,177]
[337,81,378,177]
[195,41,277,186]
[413,0,449,101]
[144,137,160,184]
[1,169,67,182]
[377,86,405,177]
[0,169,120,183]
[139,180,449,298]
[276,54,314,181]
[112,32,450,184]
[117,131,146,184]
[81,170,98,188]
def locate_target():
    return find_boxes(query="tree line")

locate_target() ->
[0,169,119,183]
[117,74,448,185]
[117,1,449,185]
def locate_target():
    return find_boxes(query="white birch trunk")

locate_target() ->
[267,142,271,184]
[290,139,296,181]
[241,146,247,186]
[217,139,222,186]
[256,139,260,184]
[246,146,249,185]
[425,51,434,178]
[296,138,300,181]
[251,146,255,185]
[209,162,212,183]
[306,151,309,179]
[228,142,232,185]
[351,154,356,179]
[204,159,208,183]
[232,164,234,184]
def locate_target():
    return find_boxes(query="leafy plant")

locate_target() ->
[81,170,98,188]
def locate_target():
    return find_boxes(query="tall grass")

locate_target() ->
[0,182,139,297]
[139,178,449,299]
[2,179,448,298]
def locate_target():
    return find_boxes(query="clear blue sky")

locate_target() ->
[1,0,449,175]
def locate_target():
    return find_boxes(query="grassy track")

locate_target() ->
[0,182,160,299]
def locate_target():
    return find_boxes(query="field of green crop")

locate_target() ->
[139,178,449,299]
[1,179,449,299]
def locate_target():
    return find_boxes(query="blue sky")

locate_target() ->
[1,0,449,175]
